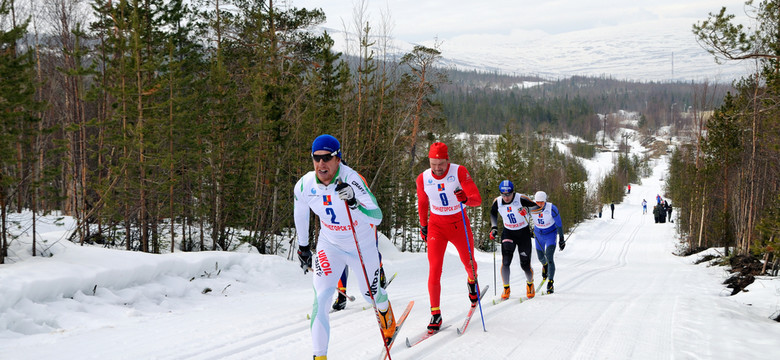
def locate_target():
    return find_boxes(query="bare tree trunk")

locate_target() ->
[32,0,43,256]
[1,183,6,264]
[134,0,148,252]
[169,42,175,253]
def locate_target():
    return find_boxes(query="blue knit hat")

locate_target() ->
[499,180,514,194]
[311,134,341,158]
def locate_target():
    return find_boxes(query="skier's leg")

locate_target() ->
[500,238,515,286]
[426,222,448,311]
[544,241,557,281]
[451,221,478,282]
[311,242,346,357]
[518,228,534,283]
[346,232,389,311]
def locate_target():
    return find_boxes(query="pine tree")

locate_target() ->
[0,0,41,263]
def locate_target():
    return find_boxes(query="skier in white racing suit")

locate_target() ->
[294,134,396,359]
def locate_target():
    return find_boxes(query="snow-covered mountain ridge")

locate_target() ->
[325,18,752,83]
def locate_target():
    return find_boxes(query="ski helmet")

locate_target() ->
[499,180,514,194]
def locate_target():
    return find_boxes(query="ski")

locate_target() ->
[405,325,452,348]
[535,278,547,293]
[384,272,397,288]
[378,300,414,360]
[492,296,509,305]
[456,285,489,335]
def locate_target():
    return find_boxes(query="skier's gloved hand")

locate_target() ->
[519,208,527,216]
[454,188,468,203]
[558,233,566,251]
[335,181,358,209]
[298,245,312,273]
[420,226,428,242]
[489,226,498,240]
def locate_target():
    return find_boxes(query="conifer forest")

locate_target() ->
[1,0,778,270]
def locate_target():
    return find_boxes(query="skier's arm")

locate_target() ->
[457,166,482,207]
[552,204,564,238]
[343,172,382,226]
[416,173,430,227]
[293,178,311,247]
[490,198,499,227]
[517,193,536,208]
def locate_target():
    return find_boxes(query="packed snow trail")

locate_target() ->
[2,158,780,360]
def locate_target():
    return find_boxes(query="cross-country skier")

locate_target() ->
[294,134,396,359]
[530,191,565,294]
[489,180,538,300]
[642,199,648,214]
[416,142,483,332]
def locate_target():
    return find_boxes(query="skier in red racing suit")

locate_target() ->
[416,142,482,332]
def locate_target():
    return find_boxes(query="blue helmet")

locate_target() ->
[498,180,514,194]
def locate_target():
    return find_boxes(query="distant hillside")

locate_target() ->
[435,71,733,137]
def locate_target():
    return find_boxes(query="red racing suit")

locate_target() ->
[416,163,482,310]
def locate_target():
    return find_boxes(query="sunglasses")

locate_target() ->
[500,192,512,196]
[311,150,339,163]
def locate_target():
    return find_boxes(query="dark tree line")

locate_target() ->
[437,72,731,140]
[0,0,455,261]
[1,0,738,266]
[667,0,779,271]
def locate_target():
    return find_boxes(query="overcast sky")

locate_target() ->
[291,0,749,43]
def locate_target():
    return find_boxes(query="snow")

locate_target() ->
[2,143,780,359]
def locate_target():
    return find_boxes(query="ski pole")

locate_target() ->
[459,202,487,332]
[492,239,496,297]
[340,183,394,359]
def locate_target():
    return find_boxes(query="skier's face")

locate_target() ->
[429,158,449,177]
[312,150,340,185]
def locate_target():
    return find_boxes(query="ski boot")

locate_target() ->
[501,285,511,300]
[467,280,479,307]
[379,266,387,288]
[332,290,347,311]
[526,281,535,299]
[547,279,554,294]
[377,302,396,345]
[427,308,442,333]
[314,356,327,360]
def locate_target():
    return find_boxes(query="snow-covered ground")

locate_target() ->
[2,155,779,359]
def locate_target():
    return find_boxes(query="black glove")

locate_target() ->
[489,226,498,240]
[559,234,566,251]
[335,181,358,209]
[420,226,428,242]
[297,245,312,273]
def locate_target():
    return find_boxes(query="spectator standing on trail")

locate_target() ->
[665,201,673,222]
[627,184,631,194]
[531,191,565,294]
[294,134,397,359]
[489,180,537,300]
[610,202,615,219]
[416,142,483,333]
